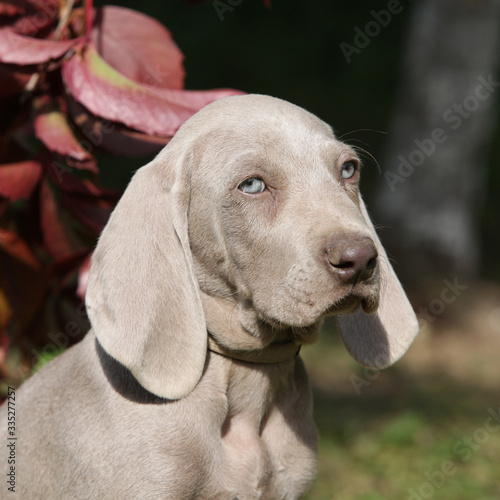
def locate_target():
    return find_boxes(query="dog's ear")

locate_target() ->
[337,196,419,369]
[86,147,207,400]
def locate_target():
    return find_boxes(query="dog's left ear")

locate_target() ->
[337,196,419,368]
[86,147,207,400]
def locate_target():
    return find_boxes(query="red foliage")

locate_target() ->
[0,0,243,379]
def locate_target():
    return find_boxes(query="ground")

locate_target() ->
[303,282,500,500]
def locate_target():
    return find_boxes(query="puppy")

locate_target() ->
[0,95,418,499]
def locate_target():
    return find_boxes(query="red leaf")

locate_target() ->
[0,1,24,17]
[91,6,184,89]
[45,169,118,233]
[39,178,74,259]
[47,165,117,200]
[90,125,170,157]
[34,104,97,171]
[62,44,244,137]
[67,96,169,156]
[47,247,91,291]
[0,249,47,343]
[0,29,76,65]
[152,85,247,111]
[5,0,60,35]
[0,295,10,366]
[0,298,10,355]
[60,192,113,234]
[0,228,40,268]
[0,160,42,200]
[48,246,89,276]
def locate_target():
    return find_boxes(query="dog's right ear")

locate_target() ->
[86,147,207,400]
[337,195,419,369]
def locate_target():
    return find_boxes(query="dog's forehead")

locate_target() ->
[184,94,353,158]
[203,94,333,136]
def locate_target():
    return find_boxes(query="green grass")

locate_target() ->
[301,327,500,500]
[31,348,65,373]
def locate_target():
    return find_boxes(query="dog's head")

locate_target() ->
[86,95,418,399]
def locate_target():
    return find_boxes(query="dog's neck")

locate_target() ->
[200,291,321,363]
[206,335,301,364]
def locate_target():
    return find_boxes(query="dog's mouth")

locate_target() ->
[360,295,379,314]
[325,291,379,316]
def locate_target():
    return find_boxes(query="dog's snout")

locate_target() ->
[326,235,378,284]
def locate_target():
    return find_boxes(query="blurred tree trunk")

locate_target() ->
[374,0,500,286]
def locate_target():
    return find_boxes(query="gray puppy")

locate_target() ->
[0,95,418,499]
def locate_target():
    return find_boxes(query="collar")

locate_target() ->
[207,334,301,364]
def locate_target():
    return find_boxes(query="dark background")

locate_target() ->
[93,0,500,286]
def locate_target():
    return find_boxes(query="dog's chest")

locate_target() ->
[196,356,318,499]
[215,364,277,495]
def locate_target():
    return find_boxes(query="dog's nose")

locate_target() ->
[326,236,378,284]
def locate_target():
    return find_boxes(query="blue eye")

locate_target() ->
[341,161,357,179]
[238,177,266,194]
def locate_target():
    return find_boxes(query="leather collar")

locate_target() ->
[207,334,301,364]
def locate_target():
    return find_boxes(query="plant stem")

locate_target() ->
[54,0,76,40]
[85,0,93,39]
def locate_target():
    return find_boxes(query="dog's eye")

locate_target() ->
[341,161,357,180]
[238,177,266,194]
